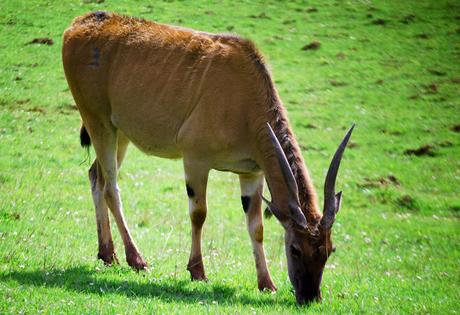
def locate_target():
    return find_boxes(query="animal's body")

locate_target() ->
[62,11,353,304]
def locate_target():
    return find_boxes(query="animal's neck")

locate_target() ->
[240,42,321,226]
[268,102,322,226]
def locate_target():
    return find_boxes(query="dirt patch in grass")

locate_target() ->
[422,83,438,94]
[16,99,30,105]
[57,104,78,115]
[1,211,21,221]
[282,19,296,25]
[404,145,437,157]
[409,83,441,100]
[347,141,358,149]
[330,79,348,87]
[400,14,416,24]
[302,41,321,50]
[26,107,46,114]
[438,140,453,147]
[300,123,317,129]
[450,205,460,213]
[249,12,270,19]
[428,68,447,76]
[396,195,420,211]
[371,18,387,25]
[299,144,324,152]
[415,33,429,39]
[336,52,347,59]
[358,175,400,188]
[27,38,53,45]
[451,124,460,132]
[380,129,403,136]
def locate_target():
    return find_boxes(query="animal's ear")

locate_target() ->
[321,124,354,230]
[261,195,286,222]
[289,205,307,230]
[261,195,307,230]
[335,191,342,214]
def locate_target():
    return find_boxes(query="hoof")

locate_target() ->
[98,252,119,265]
[126,251,148,271]
[98,242,119,265]
[258,277,277,292]
[187,256,207,281]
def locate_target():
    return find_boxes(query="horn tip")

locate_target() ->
[347,123,355,136]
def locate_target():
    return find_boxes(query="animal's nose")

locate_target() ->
[296,290,321,305]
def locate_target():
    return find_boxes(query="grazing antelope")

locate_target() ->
[62,11,353,304]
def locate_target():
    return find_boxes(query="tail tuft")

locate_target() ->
[264,207,273,219]
[80,125,91,148]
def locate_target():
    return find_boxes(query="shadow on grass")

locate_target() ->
[0,266,295,307]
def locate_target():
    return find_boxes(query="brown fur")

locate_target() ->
[63,12,338,304]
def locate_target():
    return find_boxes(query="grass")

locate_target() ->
[1,0,459,313]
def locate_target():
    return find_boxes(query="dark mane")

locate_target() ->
[238,41,321,224]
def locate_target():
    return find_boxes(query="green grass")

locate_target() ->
[1,0,459,313]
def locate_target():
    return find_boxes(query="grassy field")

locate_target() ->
[1,0,459,313]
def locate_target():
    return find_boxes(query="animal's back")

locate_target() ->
[63,12,269,163]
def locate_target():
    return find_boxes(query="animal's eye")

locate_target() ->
[317,245,332,258]
[290,244,302,258]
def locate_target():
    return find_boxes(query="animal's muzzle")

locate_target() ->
[296,289,322,305]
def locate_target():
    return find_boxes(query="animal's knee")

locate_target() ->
[185,182,207,226]
[189,202,206,226]
[103,185,119,204]
[249,221,264,243]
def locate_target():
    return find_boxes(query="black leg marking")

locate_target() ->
[241,196,251,213]
[186,184,195,198]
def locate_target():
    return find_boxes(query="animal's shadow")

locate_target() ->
[1,266,296,307]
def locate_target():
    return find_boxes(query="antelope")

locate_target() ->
[62,11,354,304]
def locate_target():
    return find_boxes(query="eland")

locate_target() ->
[62,11,353,304]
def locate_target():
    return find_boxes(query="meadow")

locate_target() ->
[1,0,459,313]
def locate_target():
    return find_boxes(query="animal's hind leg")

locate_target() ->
[239,173,277,291]
[88,123,147,270]
[183,159,210,281]
[89,160,117,265]
[89,132,130,265]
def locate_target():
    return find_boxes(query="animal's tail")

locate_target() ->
[80,125,91,148]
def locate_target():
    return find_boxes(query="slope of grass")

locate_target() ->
[0,0,459,313]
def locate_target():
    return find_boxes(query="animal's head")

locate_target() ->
[263,123,354,304]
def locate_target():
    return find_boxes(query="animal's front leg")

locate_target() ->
[183,159,210,281]
[239,173,277,292]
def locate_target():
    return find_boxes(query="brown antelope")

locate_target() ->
[62,11,353,304]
